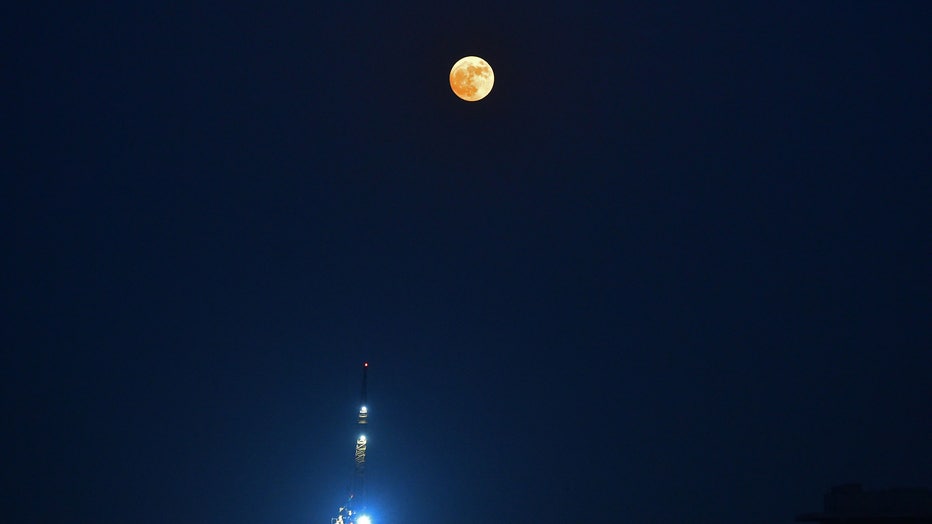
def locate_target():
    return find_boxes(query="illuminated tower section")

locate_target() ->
[332,362,372,524]
[353,362,368,505]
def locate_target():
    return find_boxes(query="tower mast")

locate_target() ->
[354,362,368,503]
[332,362,371,524]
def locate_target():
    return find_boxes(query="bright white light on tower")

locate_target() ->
[360,406,368,413]
[357,515,372,524]
[359,435,366,442]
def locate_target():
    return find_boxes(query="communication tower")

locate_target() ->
[331,362,371,524]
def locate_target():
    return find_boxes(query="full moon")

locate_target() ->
[450,56,494,102]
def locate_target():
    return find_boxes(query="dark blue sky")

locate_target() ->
[5,2,930,523]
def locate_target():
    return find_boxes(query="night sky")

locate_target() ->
[5,2,931,523]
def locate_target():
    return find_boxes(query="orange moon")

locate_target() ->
[449,56,494,102]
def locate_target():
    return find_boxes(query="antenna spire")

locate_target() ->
[361,362,368,407]
[333,363,371,524]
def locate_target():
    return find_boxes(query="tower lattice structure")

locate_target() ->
[332,362,369,524]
